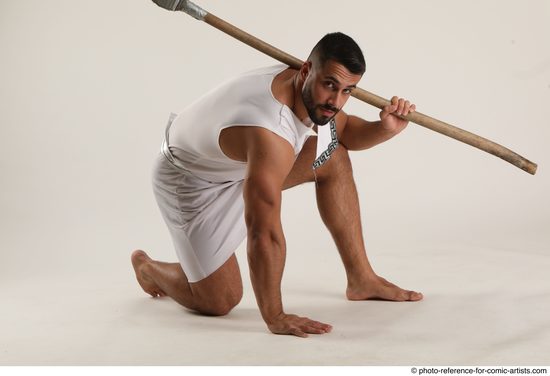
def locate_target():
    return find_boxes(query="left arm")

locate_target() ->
[338,96,416,151]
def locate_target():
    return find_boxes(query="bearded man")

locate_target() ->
[131,32,421,338]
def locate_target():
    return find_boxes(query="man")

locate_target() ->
[131,32,422,338]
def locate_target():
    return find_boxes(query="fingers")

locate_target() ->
[290,328,308,338]
[382,96,416,117]
[269,314,333,338]
[301,318,332,336]
[288,318,332,338]
[380,96,396,119]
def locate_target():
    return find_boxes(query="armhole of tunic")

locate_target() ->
[216,123,296,162]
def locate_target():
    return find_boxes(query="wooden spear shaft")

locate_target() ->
[156,0,538,175]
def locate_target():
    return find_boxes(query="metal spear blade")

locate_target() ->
[151,0,207,20]
[151,0,185,11]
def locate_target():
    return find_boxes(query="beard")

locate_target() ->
[302,82,340,125]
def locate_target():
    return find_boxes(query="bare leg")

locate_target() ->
[131,250,243,315]
[284,137,422,301]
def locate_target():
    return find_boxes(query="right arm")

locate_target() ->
[243,128,332,338]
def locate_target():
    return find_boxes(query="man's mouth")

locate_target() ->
[320,106,338,116]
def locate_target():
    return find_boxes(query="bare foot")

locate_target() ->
[346,275,423,302]
[131,250,166,298]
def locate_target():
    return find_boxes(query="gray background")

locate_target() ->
[1,0,549,365]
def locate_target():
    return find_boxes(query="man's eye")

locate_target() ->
[325,82,335,89]
[343,88,352,94]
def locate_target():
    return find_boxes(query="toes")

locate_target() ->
[396,290,409,301]
[408,291,423,301]
[380,285,407,301]
[131,249,144,259]
[350,276,424,302]
[131,249,150,264]
[131,251,145,268]
[377,285,423,302]
[401,290,422,301]
[396,289,423,301]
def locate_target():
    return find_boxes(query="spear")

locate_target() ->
[151,0,538,175]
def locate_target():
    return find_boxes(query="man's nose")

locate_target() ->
[327,92,342,108]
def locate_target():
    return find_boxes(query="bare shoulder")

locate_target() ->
[333,110,350,139]
[218,126,288,162]
[245,127,295,171]
[220,125,294,167]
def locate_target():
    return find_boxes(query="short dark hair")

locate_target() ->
[308,32,366,75]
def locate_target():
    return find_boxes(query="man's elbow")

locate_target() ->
[245,206,284,254]
[245,212,277,243]
[243,177,284,251]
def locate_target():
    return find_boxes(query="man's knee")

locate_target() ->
[333,144,351,163]
[315,144,352,181]
[197,285,243,316]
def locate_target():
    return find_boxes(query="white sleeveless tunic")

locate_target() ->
[152,65,314,282]
[168,65,313,182]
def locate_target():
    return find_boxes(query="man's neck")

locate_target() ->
[272,68,309,123]
[290,71,309,123]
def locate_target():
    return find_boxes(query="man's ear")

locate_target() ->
[300,61,312,81]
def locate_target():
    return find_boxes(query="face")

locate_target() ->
[301,60,362,125]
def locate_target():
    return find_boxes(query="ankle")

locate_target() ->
[347,270,378,290]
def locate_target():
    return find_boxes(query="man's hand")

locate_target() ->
[379,96,416,134]
[267,313,333,338]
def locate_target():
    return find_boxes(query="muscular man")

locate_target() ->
[131,32,422,338]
